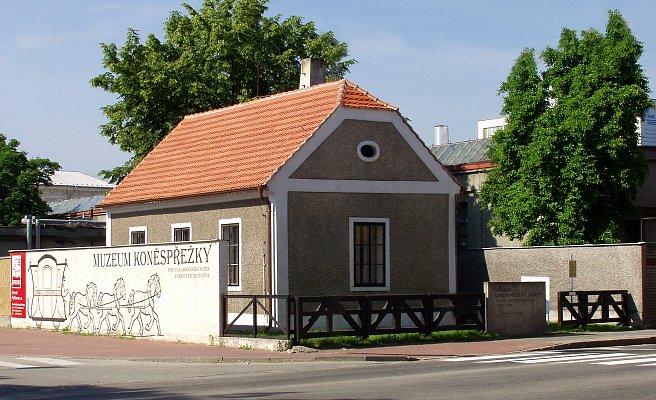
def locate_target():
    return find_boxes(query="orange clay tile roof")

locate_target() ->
[100,80,398,207]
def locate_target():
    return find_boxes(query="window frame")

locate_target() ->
[349,217,390,291]
[219,218,242,291]
[171,222,192,242]
[129,226,147,245]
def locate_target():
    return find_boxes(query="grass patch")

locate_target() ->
[61,330,96,337]
[547,322,636,333]
[299,330,500,350]
[298,323,639,349]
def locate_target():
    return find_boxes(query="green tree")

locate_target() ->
[92,0,355,183]
[0,134,60,226]
[480,11,652,245]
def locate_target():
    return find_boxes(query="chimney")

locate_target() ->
[434,125,449,145]
[299,58,326,89]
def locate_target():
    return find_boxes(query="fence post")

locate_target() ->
[478,294,486,331]
[622,291,630,326]
[221,294,226,337]
[423,295,431,335]
[294,296,303,343]
[557,292,563,326]
[579,292,589,326]
[286,296,292,341]
[252,295,258,338]
[361,297,369,339]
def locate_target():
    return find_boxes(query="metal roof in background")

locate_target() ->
[50,171,114,188]
[48,195,106,216]
[431,138,490,166]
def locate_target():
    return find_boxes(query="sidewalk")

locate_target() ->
[1,327,656,362]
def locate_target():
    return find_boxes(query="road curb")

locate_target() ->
[530,336,656,352]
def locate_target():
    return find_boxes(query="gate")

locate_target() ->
[557,290,630,327]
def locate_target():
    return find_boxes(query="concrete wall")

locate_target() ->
[287,192,450,296]
[0,257,9,327]
[460,243,651,325]
[110,199,270,295]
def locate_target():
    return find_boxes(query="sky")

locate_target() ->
[2,1,656,178]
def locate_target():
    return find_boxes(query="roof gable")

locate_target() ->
[290,119,438,182]
[101,80,397,207]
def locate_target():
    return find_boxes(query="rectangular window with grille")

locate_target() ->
[172,223,191,242]
[350,218,389,291]
[129,226,147,245]
[220,218,241,290]
[130,230,146,245]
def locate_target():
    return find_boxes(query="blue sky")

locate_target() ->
[2,1,655,177]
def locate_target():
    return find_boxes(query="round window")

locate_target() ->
[357,140,380,162]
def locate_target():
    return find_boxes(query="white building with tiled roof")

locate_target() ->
[101,78,462,299]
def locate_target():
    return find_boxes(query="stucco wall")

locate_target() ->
[0,257,9,327]
[291,119,437,182]
[110,199,270,295]
[287,192,450,296]
[460,244,649,325]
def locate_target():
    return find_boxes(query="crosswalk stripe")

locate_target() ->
[549,353,646,364]
[445,351,560,362]
[593,356,656,366]
[445,350,656,367]
[17,357,81,366]
[515,353,632,364]
[0,361,39,369]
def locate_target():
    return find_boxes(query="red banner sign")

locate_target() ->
[10,252,26,318]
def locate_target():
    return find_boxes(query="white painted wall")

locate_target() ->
[10,240,228,345]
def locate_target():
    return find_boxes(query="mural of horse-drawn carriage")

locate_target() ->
[68,274,161,337]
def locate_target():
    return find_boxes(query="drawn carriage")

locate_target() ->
[28,254,68,329]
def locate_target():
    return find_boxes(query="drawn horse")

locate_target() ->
[68,282,98,332]
[127,274,161,336]
[96,278,126,335]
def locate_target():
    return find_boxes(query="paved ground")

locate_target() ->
[1,327,656,362]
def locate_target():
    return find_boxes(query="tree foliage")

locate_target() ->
[0,134,60,226]
[91,0,355,183]
[480,11,652,245]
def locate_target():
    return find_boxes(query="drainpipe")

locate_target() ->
[35,218,41,249]
[258,186,274,329]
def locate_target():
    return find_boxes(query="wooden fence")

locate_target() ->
[222,293,485,342]
[557,290,630,327]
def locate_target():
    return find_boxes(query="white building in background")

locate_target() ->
[40,171,114,203]
[477,102,656,146]
[477,117,506,139]
[641,105,656,146]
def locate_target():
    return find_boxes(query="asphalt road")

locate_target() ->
[2,345,656,399]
